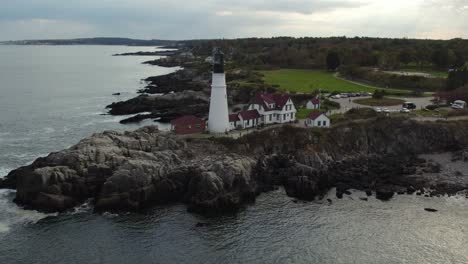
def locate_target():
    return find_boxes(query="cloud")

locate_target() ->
[0,0,467,40]
[0,19,97,40]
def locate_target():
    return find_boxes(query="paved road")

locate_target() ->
[330,96,434,114]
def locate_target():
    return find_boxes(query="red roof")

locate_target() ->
[272,94,290,108]
[251,93,292,111]
[229,114,240,122]
[256,93,275,104]
[171,115,205,126]
[309,97,320,105]
[308,112,327,120]
[239,110,260,120]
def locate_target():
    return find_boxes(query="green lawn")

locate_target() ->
[354,97,405,106]
[260,69,409,94]
[400,68,448,78]
[296,108,314,119]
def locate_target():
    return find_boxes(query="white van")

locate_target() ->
[451,100,466,109]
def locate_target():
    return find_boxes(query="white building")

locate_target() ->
[306,112,330,128]
[229,114,240,130]
[306,97,321,110]
[228,93,297,130]
[248,93,297,125]
[207,48,230,133]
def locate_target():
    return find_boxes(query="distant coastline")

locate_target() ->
[0,37,181,47]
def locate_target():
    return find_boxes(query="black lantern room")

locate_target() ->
[212,48,224,73]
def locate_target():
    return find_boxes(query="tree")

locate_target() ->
[326,50,341,70]
[378,52,400,70]
[399,49,414,66]
[447,67,468,90]
[372,90,386,99]
[431,48,456,68]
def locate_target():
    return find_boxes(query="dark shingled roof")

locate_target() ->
[272,94,290,109]
[239,110,260,120]
[251,93,292,111]
[309,97,320,105]
[171,115,205,126]
[308,112,327,120]
[229,114,240,122]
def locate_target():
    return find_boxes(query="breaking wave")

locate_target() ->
[0,190,56,234]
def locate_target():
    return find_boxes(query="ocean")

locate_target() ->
[0,45,467,264]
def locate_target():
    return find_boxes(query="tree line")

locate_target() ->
[183,37,468,91]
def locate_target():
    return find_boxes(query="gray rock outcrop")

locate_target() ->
[3,118,468,213]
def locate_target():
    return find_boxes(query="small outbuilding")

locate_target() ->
[238,110,261,129]
[306,112,330,128]
[229,114,240,130]
[306,97,321,110]
[170,115,206,135]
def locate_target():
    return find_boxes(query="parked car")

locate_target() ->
[383,108,391,113]
[331,94,341,99]
[375,107,382,113]
[451,100,466,109]
[400,108,410,113]
[340,93,349,98]
[402,102,417,110]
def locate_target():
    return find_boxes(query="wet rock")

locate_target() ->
[376,188,394,201]
[7,118,468,214]
[106,91,209,123]
[336,192,343,199]
[424,208,438,212]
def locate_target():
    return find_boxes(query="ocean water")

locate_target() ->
[1,46,468,264]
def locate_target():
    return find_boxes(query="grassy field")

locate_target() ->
[296,108,314,119]
[260,69,409,94]
[400,68,449,78]
[353,97,405,106]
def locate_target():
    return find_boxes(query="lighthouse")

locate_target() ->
[208,48,230,133]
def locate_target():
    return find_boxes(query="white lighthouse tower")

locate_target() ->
[208,48,230,133]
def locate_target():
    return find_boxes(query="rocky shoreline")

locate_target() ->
[1,118,468,214]
[113,50,178,56]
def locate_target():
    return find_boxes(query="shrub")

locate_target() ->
[425,105,439,110]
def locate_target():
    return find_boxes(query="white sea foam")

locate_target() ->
[443,192,468,206]
[68,200,93,215]
[0,167,11,179]
[102,212,119,218]
[0,190,56,234]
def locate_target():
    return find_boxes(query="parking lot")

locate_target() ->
[330,95,435,114]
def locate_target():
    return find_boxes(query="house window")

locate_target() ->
[318,121,321,126]
[195,124,201,128]
[247,119,250,126]
[269,114,272,121]
[284,114,286,120]
[323,121,327,126]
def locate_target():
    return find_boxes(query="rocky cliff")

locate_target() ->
[2,117,468,214]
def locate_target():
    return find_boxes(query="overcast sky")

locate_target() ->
[0,0,467,41]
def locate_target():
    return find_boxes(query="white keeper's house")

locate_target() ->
[306,112,330,128]
[229,93,297,129]
[306,97,321,110]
